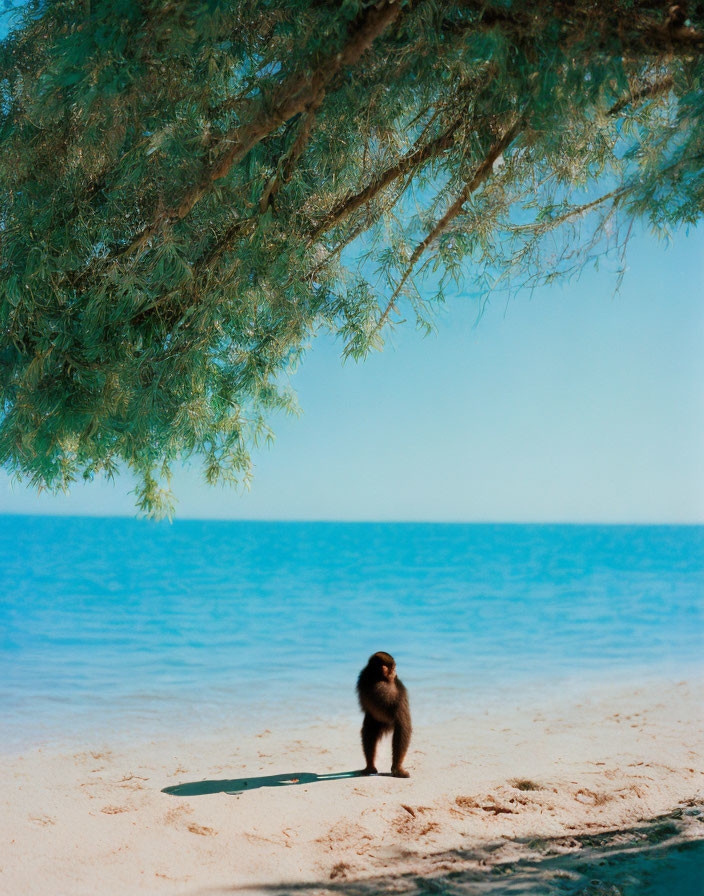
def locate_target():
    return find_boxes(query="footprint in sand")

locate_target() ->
[330,862,351,880]
[455,796,481,811]
[163,805,217,836]
[574,788,612,806]
[318,821,368,850]
[164,805,192,826]
[456,795,514,815]
[187,823,217,836]
[394,809,439,837]
[75,750,113,763]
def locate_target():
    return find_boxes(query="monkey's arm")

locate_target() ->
[359,691,395,725]
[391,680,412,776]
[357,672,397,725]
[395,680,412,732]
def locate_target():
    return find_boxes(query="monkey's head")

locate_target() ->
[367,651,397,681]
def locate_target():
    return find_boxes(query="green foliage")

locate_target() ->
[1,0,702,515]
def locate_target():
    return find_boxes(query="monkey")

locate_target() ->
[356,651,412,778]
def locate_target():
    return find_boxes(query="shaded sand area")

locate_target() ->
[1,679,702,895]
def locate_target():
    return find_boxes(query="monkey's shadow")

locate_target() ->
[162,770,375,797]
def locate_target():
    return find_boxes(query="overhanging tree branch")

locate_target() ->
[259,96,323,215]
[311,114,464,241]
[136,101,464,325]
[372,119,523,336]
[513,187,629,233]
[122,0,405,260]
[607,75,674,116]
[4,0,704,517]
[447,1,704,55]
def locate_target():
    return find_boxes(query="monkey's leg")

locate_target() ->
[361,714,382,775]
[391,721,411,778]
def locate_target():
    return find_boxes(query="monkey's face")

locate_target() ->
[368,651,397,681]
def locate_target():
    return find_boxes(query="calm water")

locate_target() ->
[0,516,702,749]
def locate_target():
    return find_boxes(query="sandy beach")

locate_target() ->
[2,1,704,892]
[2,677,702,895]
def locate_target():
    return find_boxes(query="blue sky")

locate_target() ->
[1,223,702,522]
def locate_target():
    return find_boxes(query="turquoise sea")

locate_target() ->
[0,516,702,750]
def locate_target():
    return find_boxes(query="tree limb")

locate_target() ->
[607,75,674,116]
[311,114,464,241]
[373,119,523,336]
[450,1,704,56]
[259,94,323,215]
[122,0,405,260]
[513,187,628,233]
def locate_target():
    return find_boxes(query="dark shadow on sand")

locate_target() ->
[192,806,704,895]
[162,770,366,796]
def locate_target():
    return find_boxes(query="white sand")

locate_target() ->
[1,678,702,895]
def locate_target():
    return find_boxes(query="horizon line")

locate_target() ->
[0,511,702,527]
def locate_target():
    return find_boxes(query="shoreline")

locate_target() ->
[4,661,703,757]
[2,677,702,894]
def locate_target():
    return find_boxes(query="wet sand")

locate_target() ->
[1,678,702,895]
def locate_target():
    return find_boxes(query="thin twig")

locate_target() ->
[373,119,523,336]
[311,116,464,241]
[513,187,628,233]
[607,75,674,116]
